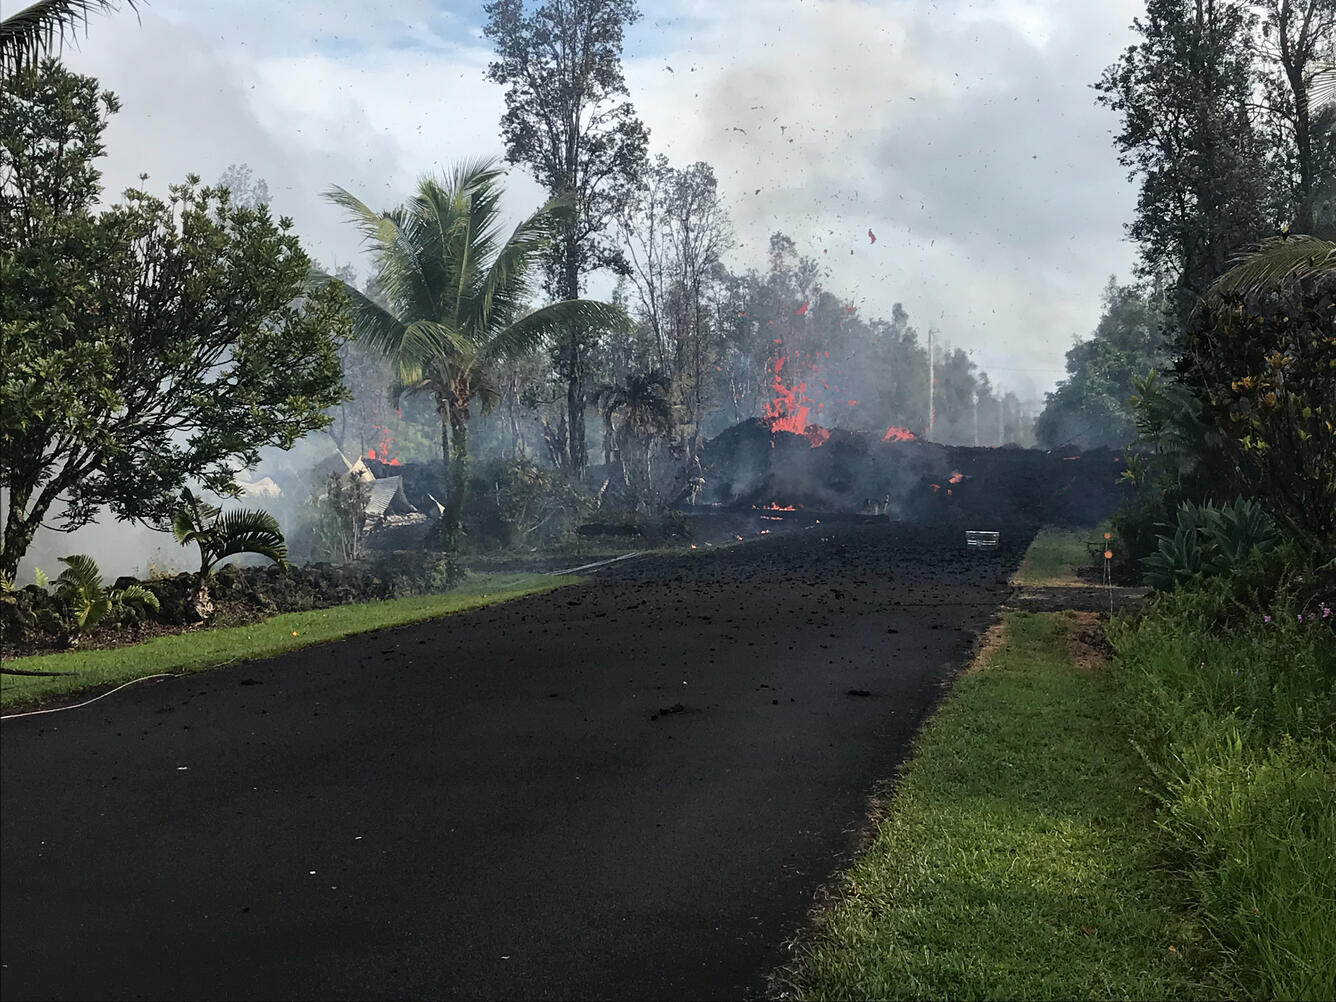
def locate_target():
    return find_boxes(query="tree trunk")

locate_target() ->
[423,398,455,552]
[1286,60,1314,233]
[442,404,469,552]
[1,480,52,584]
[560,231,588,478]
[567,364,587,478]
[0,493,36,584]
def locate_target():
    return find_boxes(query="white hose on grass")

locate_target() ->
[1,673,183,721]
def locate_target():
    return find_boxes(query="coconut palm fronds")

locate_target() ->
[0,0,138,71]
[1207,235,1336,300]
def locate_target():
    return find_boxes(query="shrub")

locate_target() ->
[1177,237,1336,544]
[1142,498,1281,592]
[463,458,590,550]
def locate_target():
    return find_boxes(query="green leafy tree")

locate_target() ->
[1036,279,1170,449]
[1177,235,1336,542]
[54,553,158,632]
[1096,0,1273,332]
[323,159,628,550]
[308,472,372,564]
[0,60,349,582]
[484,0,650,476]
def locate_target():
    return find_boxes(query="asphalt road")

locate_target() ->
[2,521,1032,1001]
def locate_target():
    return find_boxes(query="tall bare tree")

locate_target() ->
[483,0,649,477]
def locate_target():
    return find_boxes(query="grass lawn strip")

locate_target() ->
[787,610,1202,1000]
[1,573,580,711]
[1013,527,1099,586]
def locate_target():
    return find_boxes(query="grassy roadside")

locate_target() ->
[1108,584,1336,999]
[785,610,1202,999]
[1012,527,1102,586]
[1,572,579,711]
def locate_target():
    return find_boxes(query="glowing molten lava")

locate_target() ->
[367,423,403,466]
[881,426,916,442]
[756,502,799,511]
[763,355,832,447]
[948,470,966,484]
[367,447,402,466]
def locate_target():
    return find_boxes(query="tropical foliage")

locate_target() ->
[323,159,628,550]
[1141,499,1283,590]
[0,0,134,72]
[54,553,158,631]
[171,488,289,580]
[1177,236,1336,542]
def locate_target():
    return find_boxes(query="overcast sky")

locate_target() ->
[56,0,1146,402]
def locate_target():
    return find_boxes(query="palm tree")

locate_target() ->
[1204,233,1335,299]
[172,488,288,620]
[0,0,136,72]
[596,370,675,503]
[323,159,627,550]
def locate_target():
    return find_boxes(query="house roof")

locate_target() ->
[236,475,282,498]
[310,450,375,484]
[364,476,416,518]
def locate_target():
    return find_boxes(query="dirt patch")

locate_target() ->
[1063,610,1113,672]
[1006,584,1148,614]
[960,618,1010,676]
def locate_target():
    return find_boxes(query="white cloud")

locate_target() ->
[57,0,1146,396]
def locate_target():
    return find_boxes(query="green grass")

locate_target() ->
[788,611,1202,1000]
[1108,585,1336,1000]
[1013,527,1104,585]
[1,572,579,710]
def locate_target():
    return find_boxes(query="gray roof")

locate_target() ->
[364,476,416,518]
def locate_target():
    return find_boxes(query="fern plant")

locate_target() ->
[54,554,159,631]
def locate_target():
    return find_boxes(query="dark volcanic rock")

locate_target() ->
[690,417,1127,526]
